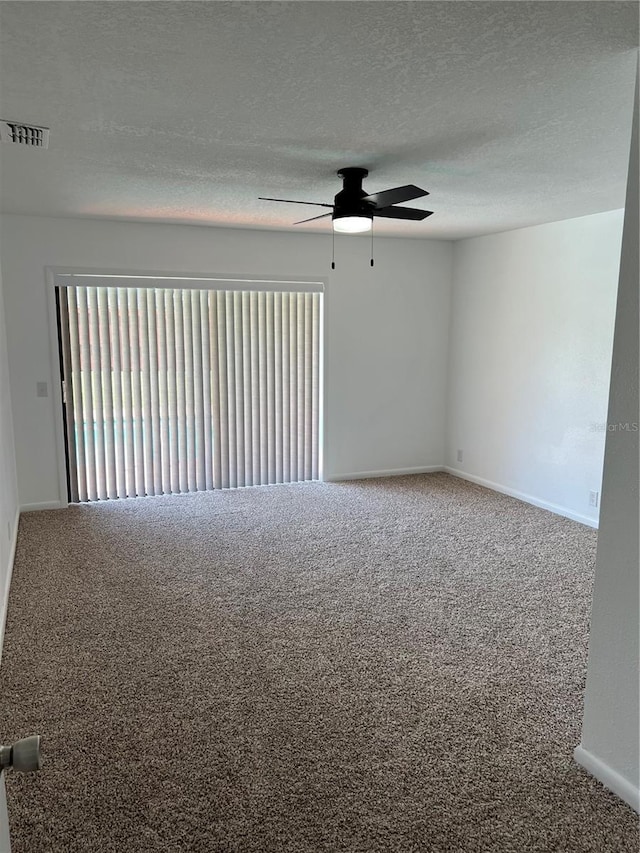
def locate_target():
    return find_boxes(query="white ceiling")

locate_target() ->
[0,1,637,239]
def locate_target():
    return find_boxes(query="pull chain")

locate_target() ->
[331,227,336,270]
[370,220,375,267]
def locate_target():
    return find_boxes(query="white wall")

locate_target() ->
[576,72,639,811]
[0,215,453,507]
[0,234,19,650]
[0,211,624,521]
[0,222,19,853]
[446,209,624,525]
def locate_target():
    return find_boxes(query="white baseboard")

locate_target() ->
[327,465,444,482]
[443,467,598,528]
[20,500,64,512]
[0,508,20,665]
[574,745,640,812]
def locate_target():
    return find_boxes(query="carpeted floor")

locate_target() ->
[0,473,637,852]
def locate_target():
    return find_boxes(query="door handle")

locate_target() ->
[0,736,41,773]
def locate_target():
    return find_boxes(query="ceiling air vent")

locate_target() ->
[0,120,49,148]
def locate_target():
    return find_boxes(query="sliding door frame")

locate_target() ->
[45,266,327,505]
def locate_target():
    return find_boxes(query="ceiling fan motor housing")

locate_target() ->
[334,167,374,220]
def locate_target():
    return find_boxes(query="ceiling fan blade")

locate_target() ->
[363,184,429,208]
[294,212,333,225]
[373,206,433,221]
[259,197,333,208]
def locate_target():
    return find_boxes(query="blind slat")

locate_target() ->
[191,291,206,491]
[274,293,283,484]
[138,289,154,495]
[128,290,145,496]
[311,292,321,481]
[281,293,290,484]
[266,292,276,484]
[198,291,212,491]
[88,288,107,499]
[107,288,126,498]
[77,286,98,501]
[156,291,171,494]
[241,292,253,487]
[216,292,230,489]
[182,291,197,493]
[225,292,237,490]
[118,289,136,498]
[146,289,163,496]
[96,288,116,499]
[258,292,269,486]
[174,292,188,493]
[233,291,245,488]
[289,292,298,481]
[65,287,85,502]
[250,291,261,487]
[297,292,305,483]
[304,292,313,481]
[164,290,180,494]
[210,292,223,490]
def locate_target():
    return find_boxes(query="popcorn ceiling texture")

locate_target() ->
[0,2,637,238]
[1,473,638,852]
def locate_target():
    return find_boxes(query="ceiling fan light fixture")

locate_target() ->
[332,214,372,234]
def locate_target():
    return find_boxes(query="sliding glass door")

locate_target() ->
[55,279,323,502]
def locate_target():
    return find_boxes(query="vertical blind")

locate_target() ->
[57,284,322,502]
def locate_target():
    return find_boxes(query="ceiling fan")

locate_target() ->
[259,167,433,233]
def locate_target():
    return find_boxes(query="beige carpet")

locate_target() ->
[0,473,637,852]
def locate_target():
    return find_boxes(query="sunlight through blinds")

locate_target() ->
[58,284,322,501]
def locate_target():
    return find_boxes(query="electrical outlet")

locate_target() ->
[7,521,11,541]
[36,381,48,398]
[589,490,599,508]
[456,449,464,463]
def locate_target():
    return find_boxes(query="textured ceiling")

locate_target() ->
[0,1,637,239]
